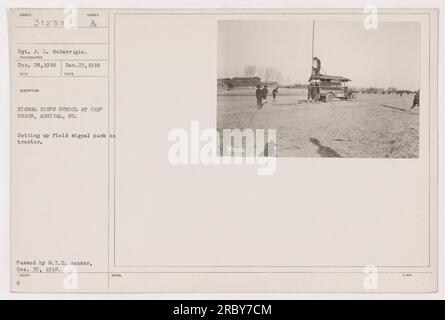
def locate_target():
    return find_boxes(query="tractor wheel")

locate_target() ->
[351,93,358,101]
[326,93,334,102]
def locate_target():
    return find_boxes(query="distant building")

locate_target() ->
[231,77,261,87]
[217,78,232,89]
[218,77,260,88]
[217,76,262,89]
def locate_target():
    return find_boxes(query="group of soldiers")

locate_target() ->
[255,85,279,110]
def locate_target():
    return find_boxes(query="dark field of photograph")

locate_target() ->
[217,20,420,158]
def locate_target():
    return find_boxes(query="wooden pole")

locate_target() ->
[312,20,315,59]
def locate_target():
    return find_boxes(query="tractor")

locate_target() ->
[308,74,358,102]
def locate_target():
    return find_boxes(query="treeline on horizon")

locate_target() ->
[281,83,417,94]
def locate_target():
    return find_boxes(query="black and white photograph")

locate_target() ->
[217,20,421,158]
[1,4,440,299]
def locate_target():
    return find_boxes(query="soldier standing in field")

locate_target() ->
[307,84,313,103]
[308,83,319,103]
[411,90,420,111]
[255,85,263,110]
[262,85,269,105]
[272,87,279,102]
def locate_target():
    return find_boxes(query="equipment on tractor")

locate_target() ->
[308,21,358,102]
[308,73,358,102]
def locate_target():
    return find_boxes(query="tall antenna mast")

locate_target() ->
[312,20,315,59]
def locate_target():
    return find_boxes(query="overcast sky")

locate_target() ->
[217,20,420,90]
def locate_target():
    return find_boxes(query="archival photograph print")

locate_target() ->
[217,20,421,158]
